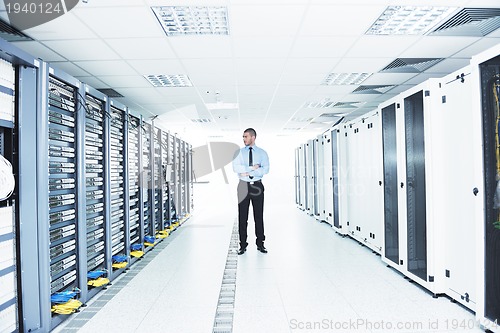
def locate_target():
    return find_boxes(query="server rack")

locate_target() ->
[294,147,300,207]
[109,100,129,280]
[174,136,181,222]
[313,136,323,220]
[83,87,109,301]
[141,120,154,249]
[305,139,314,215]
[379,80,444,297]
[298,144,306,210]
[186,143,193,215]
[153,126,162,235]
[43,67,84,330]
[322,131,334,225]
[344,111,383,253]
[127,114,142,261]
[167,133,177,224]
[0,53,19,333]
[472,46,500,332]
[160,130,169,231]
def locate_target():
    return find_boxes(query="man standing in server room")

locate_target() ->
[232,128,270,255]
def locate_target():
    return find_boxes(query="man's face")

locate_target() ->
[243,132,255,146]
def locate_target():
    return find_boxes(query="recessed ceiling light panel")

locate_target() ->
[322,73,372,85]
[145,74,193,87]
[152,6,229,36]
[366,6,457,35]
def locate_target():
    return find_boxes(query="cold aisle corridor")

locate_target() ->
[52,169,482,333]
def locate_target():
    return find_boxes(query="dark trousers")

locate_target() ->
[237,180,265,249]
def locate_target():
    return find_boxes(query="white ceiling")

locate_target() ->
[3,0,500,143]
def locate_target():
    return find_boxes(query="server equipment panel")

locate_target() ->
[109,103,128,277]
[141,121,154,245]
[153,127,162,233]
[0,57,16,333]
[128,115,142,255]
[47,74,81,327]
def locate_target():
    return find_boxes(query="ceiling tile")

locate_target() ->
[169,36,232,58]
[50,62,91,77]
[106,38,176,59]
[281,58,338,85]
[23,12,98,40]
[423,58,471,74]
[400,36,481,58]
[300,4,386,36]
[11,41,65,61]
[333,57,394,73]
[182,58,235,86]
[233,36,294,58]
[74,60,136,76]
[345,35,421,58]
[127,59,186,75]
[362,73,418,85]
[230,5,306,37]
[196,86,238,104]
[43,39,119,61]
[74,6,164,38]
[99,75,152,88]
[289,36,355,58]
[236,58,286,85]
[453,37,500,58]
[75,76,107,88]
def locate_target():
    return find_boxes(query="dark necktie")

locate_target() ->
[249,147,254,179]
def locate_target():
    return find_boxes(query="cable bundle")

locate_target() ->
[130,244,142,251]
[87,270,107,279]
[157,230,169,239]
[144,235,155,243]
[0,154,15,201]
[51,289,82,314]
[112,255,128,269]
[144,235,156,247]
[130,250,144,258]
[51,299,83,314]
[87,277,109,287]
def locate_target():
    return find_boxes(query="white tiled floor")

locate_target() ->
[55,173,483,333]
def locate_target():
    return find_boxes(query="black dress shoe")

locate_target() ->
[238,247,246,255]
[257,245,267,253]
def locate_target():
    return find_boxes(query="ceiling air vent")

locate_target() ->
[322,73,372,85]
[352,85,395,94]
[429,8,500,37]
[332,102,366,108]
[381,58,444,73]
[320,113,347,117]
[191,118,211,123]
[97,88,123,98]
[0,19,33,42]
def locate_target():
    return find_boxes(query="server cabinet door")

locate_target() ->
[404,91,427,281]
[438,74,477,309]
[480,58,500,323]
[323,133,334,224]
[382,103,399,265]
[299,144,306,210]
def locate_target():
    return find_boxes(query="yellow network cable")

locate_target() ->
[144,241,155,247]
[130,250,144,258]
[112,262,128,269]
[51,299,83,315]
[87,277,110,287]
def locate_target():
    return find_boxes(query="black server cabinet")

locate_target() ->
[141,121,154,246]
[109,103,128,279]
[128,115,142,258]
[479,55,500,323]
[153,127,162,233]
[404,91,427,281]
[83,90,108,300]
[382,103,399,265]
[46,72,83,329]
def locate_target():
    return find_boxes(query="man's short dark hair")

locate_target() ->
[244,128,256,137]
